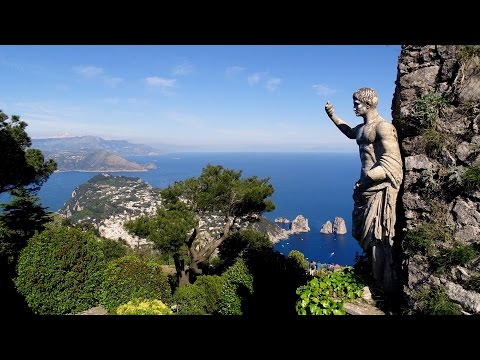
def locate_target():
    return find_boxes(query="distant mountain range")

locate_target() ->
[32,135,161,156]
[32,136,161,171]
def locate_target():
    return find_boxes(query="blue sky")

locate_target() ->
[0,45,401,152]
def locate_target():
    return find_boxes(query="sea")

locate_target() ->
[6,152,364,266]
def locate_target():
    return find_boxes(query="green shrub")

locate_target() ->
[194,275,223,313]
[100,255,172,313]
[413,92,451,129]
[463,166,480,191]
[403,223,453,257]
[420,127,449,158]
[172,283,208,315]
[431,242,478,274]
[287,250,309,271]
[415,285,462,315]
[218,259,254,315]
[295,267,364,315]
[116,298,173,315]
[14,226,106,315]
[98,238,131,262]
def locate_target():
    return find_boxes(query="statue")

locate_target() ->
[325,87,403,294]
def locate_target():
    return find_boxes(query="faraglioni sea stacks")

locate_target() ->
[320,216,347,234]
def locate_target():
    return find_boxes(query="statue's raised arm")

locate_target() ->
[324,101,357,139]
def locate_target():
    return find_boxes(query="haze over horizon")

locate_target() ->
[0,45,401,152]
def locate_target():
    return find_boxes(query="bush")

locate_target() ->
[415,285,462,315]
[431,242,478,274]
[287,250,309,271]
[403,223,452,257]
[172,284,208,315]
[98,238,131,262]
[295,267,364,315]
[218,259,253,315]
[14,226,106,315]
[195,275,223,313]
[100,255,172,313]
[116,298,173,315]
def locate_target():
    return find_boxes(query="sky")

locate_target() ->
[0,45,402,152]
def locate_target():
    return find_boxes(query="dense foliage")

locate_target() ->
[14,226,106,314]
[100,255,172,313]
[172,275,223,314]
[218,229,272,270]
[0,188,50,267]
[218,259,254,315]
[116,298,173,315]
[287,249,309,271]
[98,237,131,262]
[295,267,364,315]
[0,110,56,194]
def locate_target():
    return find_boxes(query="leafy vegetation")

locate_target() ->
[98,237,132,262]
[116,298,173,315]
[413,92,451,130]
[403,223,453,257]
[100,255,172,313]
[414,285,462,315]
[217,259,254,315]
[0,110,56,195]
[14,225,106,314]
[295,267,364,315]
[430,242,478,274]
[287,250,309,271]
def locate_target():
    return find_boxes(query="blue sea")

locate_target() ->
[10,152,364,266]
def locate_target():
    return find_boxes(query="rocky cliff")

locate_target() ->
[393,45,480,314]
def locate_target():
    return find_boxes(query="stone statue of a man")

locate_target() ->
[325,87,403,293]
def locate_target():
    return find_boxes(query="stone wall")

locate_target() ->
[392,45,480,314]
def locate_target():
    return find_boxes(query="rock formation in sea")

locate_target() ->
[320,216,347,234]
[320,220,333,234]
[288,215,310,234]
[333,216,347,234]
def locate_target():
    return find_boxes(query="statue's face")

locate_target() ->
[353,99,368,117]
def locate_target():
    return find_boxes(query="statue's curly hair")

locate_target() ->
[353,88,378,108]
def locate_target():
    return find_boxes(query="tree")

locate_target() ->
[0,110,56,194]
[0,110,56,313]
[0,188,50,268]
[126,164,275,285]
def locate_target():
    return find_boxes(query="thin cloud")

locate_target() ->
[225,66,245,79]
[312,84,336,96]
[266,77,282,91]
[103,76,123,87]
[145,76,176,93]
[247,72,263,86]
[173,62,193,76]
[74,65,104,78]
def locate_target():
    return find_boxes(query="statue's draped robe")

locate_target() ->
[352,153,403,251]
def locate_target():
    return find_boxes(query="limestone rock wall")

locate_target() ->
[393,45,480,313]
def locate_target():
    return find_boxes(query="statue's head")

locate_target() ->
[353,88,378,109]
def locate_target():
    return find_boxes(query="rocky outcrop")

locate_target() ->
[274,217,290,224]
[288,215,310,234]
[393,45,480,313]
[333,217,347,234]
[320,221,333,234]
[320,217,347,234]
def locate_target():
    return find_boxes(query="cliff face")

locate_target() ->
[393,45,480,314]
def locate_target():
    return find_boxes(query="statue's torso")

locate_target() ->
[356,122,379,181]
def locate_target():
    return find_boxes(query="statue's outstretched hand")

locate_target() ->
[325,101,335,118]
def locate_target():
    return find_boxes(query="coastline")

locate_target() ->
[54,169,148,173]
